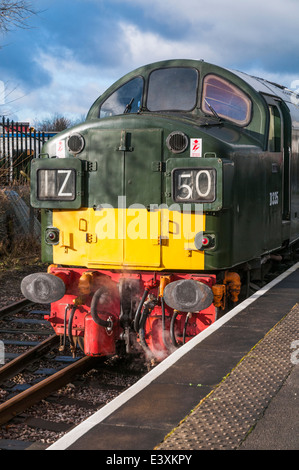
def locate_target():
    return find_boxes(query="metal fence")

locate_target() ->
[0,116,56,185]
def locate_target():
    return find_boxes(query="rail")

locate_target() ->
[0,299,99,426]
[0,355,97,426]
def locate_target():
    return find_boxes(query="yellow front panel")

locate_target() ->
[52,209,89,266]
[160,208,205,270]
[53,208,205,271]
[124,207,161,267]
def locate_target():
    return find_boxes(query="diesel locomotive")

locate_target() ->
[21,59,299,360]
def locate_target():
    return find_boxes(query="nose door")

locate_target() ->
[123,128,163,268]
[88,127,163,269]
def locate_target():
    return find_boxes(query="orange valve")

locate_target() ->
[224,272,241,303]
[212,284,226,309]
[78,272,94,295]
[159,275,172,297]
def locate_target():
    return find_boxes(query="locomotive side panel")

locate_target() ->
[290,127,299,243]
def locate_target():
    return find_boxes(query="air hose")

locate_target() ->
[161,296,170,350]
[90,286,113,329]
[170,310,180,348]
[61,305,69,351]
[138,299,157,353]
[170,311,191,347]
[182,313,191,345]
[68,305,77,347]
[134,288,150,332]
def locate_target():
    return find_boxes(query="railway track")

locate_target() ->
[0,351,98,427]
[0,298,146,449]
[0,300,99,444]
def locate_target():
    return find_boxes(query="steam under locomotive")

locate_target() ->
[21,59,299,360]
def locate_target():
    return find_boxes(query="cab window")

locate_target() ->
[99,77,144,118]
[147,67,198,112]
[202,75,252,125]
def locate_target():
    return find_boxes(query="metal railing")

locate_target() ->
[0,116,56,185]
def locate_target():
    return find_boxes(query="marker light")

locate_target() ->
[194,233,215,250]
[45,227,60,245]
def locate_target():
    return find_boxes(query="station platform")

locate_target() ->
[46,263,299,451]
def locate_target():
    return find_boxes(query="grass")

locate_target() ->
[0,184,43,271]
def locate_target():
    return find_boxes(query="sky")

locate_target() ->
[1,0,299,126]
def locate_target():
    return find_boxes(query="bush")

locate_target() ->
[0,185,41,260]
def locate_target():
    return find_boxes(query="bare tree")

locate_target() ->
[35,114,74,132]
[0,0,36,33]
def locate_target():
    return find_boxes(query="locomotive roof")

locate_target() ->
[87,59,299,124]
[231,68,299,107]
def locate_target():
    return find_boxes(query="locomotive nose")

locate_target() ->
[21,273,66,304]
[163,279,213,312]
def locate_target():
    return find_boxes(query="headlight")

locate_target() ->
[166,131,189,153]
[172,168,216,203]
[67,133,85,154]
[163,279,213,312]
[21,273,66,304]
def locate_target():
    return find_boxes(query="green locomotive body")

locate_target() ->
[21,60,299,359]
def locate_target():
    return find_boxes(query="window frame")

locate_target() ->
[99,75,145,118]
[201,74,252,126]
[146,66,199,113]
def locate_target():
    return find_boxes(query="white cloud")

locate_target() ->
[4,0,299,123]
[117,0,299,33]
[118,22,207,65]
[10,47,113,123]
[14,19,299,124]
[115,19,299,91]
[113,0,299,72]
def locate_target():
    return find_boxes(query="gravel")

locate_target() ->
[0,260,47,309]
[0,260,147,448]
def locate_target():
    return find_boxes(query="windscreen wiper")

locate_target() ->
[204,99,222,121]
[124,98,134,114]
